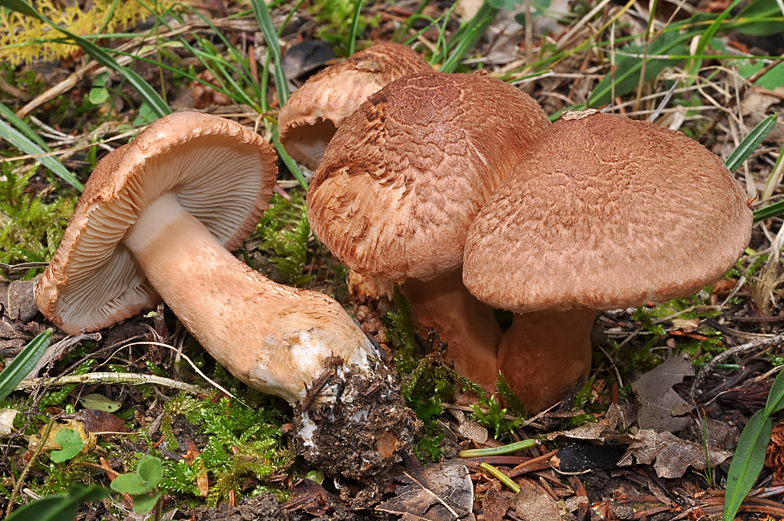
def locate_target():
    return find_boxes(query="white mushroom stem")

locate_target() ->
[124,192,378,405]
[497,309,596,413]
[402,269,502,393]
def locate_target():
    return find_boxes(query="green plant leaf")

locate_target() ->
[764,367,784,416]
[49,428,83,463]
[588,28,692,107]
[0,329,53,402]
[488,0,521,10]
[4,484,108,521]
[0,0,170,118]
[724,409,773,521]
[110,473,148,495]
[137,456,163,488]
[131,491,161,514]
[731,0,784,35]
[725,113,778,173]
[79,393,121,412]
[0,117,83,191]
[88,87,110,105]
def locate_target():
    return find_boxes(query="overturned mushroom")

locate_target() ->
[463,111,753,413]
[278,42,432,170]
[36,112,418,479]
[308,72,551,394]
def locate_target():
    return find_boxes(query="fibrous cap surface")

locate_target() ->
[307,71,550,281]
[36,111,278,334]
[278,42,432,170]
[463,112,752,313]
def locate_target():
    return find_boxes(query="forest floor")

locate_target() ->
[1,0,784,519]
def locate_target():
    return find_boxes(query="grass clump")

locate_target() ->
[0,166,75,273]
[308,0,379,55]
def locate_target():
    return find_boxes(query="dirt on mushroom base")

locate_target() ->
[292,357,421,481]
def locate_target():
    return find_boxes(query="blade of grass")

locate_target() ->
[250,0,289,106]
[725,113,778,173]
[761,140,784,201]
[394,0,429,42]
[724,409,773,521]
[0,0,170,118]
[347,0,366,57]
[753,200,784,222]
[0,101,47,149]
[686,0,743,82]
[440,1,499,72]
[0,119,83,191]
[270,124,308,190]
[0,329,53,402]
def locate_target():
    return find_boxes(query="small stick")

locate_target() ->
[690,331,784,400]
[17,372,207,395]
[300,356,343,412]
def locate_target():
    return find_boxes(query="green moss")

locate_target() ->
[0,165,75,276]
[161,391,291,506]
[256,192,313,286]
[386,288,456,461]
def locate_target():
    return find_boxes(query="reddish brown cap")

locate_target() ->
[278,42,432,170]
[307,71,551,281]
[463,112,753,313]
[36,112,278,334]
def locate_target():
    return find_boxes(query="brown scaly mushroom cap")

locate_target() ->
[36,112,276,334]
[463,111,753,412]
[308,71,551,393]
[278,42,432,170]
[36,112,418,479]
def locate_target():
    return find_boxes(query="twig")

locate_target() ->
[689,332,784,400]
[6,418,55,517]
[16,372,207,395]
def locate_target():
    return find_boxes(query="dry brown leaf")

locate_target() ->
[631,356,694,433]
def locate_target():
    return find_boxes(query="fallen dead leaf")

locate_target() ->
[615,429,730,478]
[78,408,128,434]
[513,482,565,521]
[631,356,694,433]
[376,462,474,520]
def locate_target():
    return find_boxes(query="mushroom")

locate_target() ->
[278,42,432,170]
[307,72,551,394]
[463,111,753,413]
[36,112,419,479]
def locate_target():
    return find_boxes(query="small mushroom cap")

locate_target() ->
[463,112,753,313]
[278,42,432,170]
[307,71,551,282]
[36,112,278,334]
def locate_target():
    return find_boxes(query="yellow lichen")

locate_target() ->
[0,0,178,65]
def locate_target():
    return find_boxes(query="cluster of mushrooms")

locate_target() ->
[35,42,752,479]
[283,42,752,413]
